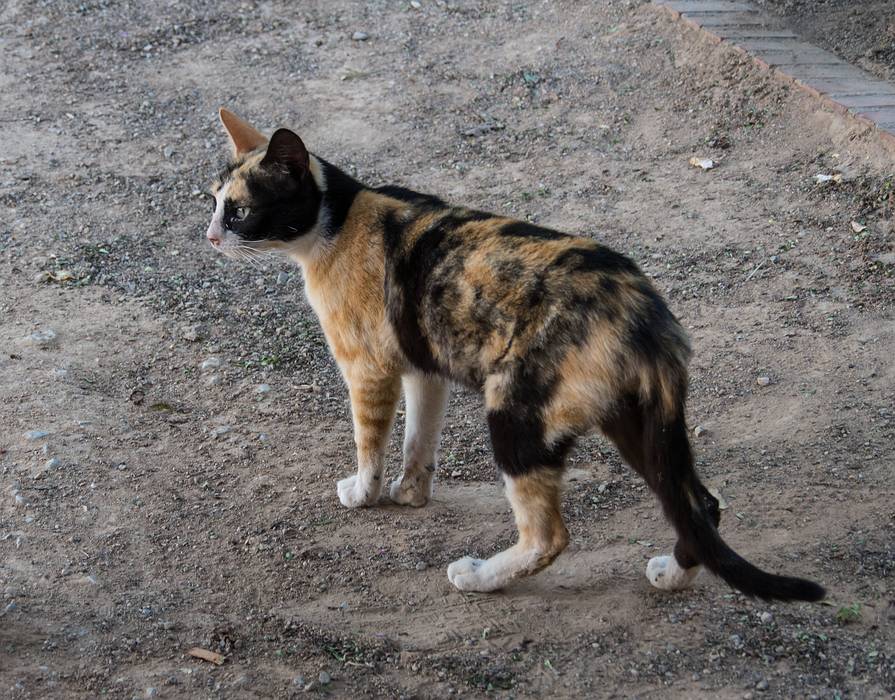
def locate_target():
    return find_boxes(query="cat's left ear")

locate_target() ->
[219,107,267,157]
[261,129,310,178]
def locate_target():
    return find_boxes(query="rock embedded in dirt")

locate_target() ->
[351,31,369,41]
[756,376,771,386]
[23,430,49,440]
[28,329,57,347]
[182,325,206,342]
[201,357,221,370]
[319,671,331,685]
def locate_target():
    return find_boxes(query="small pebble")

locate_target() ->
[451,470,461,478]
[351,31,369,41]
[292,675,305,686]
[4,602,17,614]
[410,0,422,7]
[50,368,68,380]
[415,561,428,571]
[276,271,289,285]
[201,357,221,370]
[756,376,771,386]
[145,688,158,698]
[759,611,773,625]
[13,492,26,508]
[256,383,271,394]
[28,329,57,346]
[756,678,769,691]
[45,458,60,470]
[24,430,49,440]
[319,671,331,685]
[182,325,205,342]
[693,425,707,437]
[163,146,173,159]
[212,426,230,437]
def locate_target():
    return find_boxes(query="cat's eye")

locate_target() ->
[234,206,250,221]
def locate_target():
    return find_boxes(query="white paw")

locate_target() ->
[646,555,700,591]
[447,556,497,592]
[337,474,379,508]
[389,475,432,507]
[447,556,483,590]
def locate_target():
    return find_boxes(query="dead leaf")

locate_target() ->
[688,157,715,170]
[851,221,866,234]
[186,647,225,665]
[38,269,77,284]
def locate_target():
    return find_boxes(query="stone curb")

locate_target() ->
[651,0,895,154]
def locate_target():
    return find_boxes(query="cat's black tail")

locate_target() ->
[605,398,825,602]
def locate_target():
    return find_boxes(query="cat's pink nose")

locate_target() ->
[206,227,222,247]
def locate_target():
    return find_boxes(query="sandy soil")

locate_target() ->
[1,1,893,698]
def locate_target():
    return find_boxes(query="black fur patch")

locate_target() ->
[383,212,445,373]
[553,246,640,276]
[500,221,566,240]
[488,408,575,476]
[316,157,363,235]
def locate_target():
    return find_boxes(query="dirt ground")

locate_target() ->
[1,1,894,698]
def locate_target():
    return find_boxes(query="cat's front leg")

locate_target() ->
[390,373,449,507]
[337,372,401,508]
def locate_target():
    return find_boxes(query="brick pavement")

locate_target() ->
[652,0,895,144]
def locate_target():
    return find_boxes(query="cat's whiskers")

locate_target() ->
[236,246,275,266]
[232,247,265,272]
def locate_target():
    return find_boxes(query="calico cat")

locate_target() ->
[204,108,824,600]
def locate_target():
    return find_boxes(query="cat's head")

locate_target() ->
[205,108,323,260]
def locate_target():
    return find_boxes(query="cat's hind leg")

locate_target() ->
[389,373,449,507]
[600,399,714,591]
[337,372,401,508]
[447,379,575,592]
[447,468,569,592]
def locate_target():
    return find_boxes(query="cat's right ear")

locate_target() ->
[260,128,310,178]
[219,107,267,157]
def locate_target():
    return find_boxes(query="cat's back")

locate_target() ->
[372,188,684,385]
